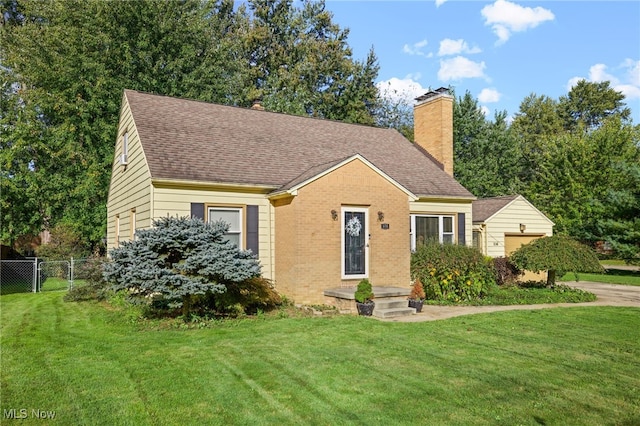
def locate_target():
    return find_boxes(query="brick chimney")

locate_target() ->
[413,87,454,176]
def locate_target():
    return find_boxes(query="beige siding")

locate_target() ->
[106,95,152,249]
[482,197,553,258]
[152,185,275,280]
[410,199,473,245]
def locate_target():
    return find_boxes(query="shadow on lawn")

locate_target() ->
[604,268,640,277]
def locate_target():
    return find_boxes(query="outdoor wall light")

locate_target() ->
[378,211,384,222]
[331,209,338,221]
[519,223,526,233]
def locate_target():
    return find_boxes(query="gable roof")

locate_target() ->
[124,90,474,199]
[473,195,554,225]
[273,154,419,201]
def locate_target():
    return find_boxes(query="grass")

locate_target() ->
[2,292,639,425]
[477,283,596,305]
[559,268,640,287]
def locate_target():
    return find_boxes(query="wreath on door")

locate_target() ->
[345,216,362,237]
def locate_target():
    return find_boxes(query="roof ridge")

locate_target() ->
[125,88,396,132]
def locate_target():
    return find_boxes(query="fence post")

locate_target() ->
[70,257,74,290]
[32,257,38,293]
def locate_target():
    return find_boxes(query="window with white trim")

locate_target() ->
[122,132,128,157]
[208,207,243,249]
[130,208,136,241]
[115,214,120,247]
[410,214,454,250]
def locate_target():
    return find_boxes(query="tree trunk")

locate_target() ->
[182,295,192,319]
[547,269,556,288]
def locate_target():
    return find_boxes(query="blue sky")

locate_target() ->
[325,0,640,122]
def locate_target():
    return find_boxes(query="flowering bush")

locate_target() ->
[410,241,496,302]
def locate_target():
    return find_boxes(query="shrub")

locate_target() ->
[409,278,426,300]
[102,216,263,317]
[63,257,110,302]
[492,257,523,286]
[36,223,91,260]
[354,279,374,303]
[510,235,604,287]
[195,276,282,317]
[411,241,496,303]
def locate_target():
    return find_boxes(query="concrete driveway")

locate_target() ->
[381,281,640,322]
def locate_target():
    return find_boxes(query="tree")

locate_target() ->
[375,83,414,140]
[558,80,631,131]
[1,0,251,248]
[453,91,522,197]
[1,0,381,251]
[509,235,604,287]
[102,217,262,317]
[511,84,639,262]
[246,0,379,124]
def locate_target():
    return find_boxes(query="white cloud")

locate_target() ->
[623,58,640,87]
[480,105,490,116]
[435,0,448,7]
[438,56,487,82]
[438,38,482,56]
[376,77,427,103]
[567,59,640,101]
[478,88,501,103]
[481,0,555,45]
[402,39,431,57]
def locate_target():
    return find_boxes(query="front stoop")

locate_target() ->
[324,286,416,318]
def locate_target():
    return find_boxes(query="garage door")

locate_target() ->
[505,234,546,281]
[505,234,544,256]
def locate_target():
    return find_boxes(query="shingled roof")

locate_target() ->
[124,90,474,199]
[472,195,520,222]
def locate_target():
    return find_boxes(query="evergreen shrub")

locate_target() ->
[411,241,496,302]
[102,216,268,317]
[354,278,374,303]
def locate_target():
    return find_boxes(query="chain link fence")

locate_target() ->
[1,258,94,295]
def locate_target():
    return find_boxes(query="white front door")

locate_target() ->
[342,207,369,279]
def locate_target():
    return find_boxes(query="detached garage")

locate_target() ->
[472,195,554,258]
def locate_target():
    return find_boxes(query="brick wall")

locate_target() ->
[413,94,454,176]
[273,158,411,305]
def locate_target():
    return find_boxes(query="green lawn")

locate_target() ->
[560,268,640,286]
[1,292,639,425]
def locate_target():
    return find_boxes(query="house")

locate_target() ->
[472,195,554,257]
[472,194,554,279]
[106,87,475,306]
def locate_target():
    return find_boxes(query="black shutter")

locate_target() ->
[246,205,259,255]
[457,213,466,245]
[191,203,205,220]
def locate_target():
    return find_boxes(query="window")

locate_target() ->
[472,230,482,252]
[115,214,120,247]
[130,209,136,240]
[410,214,454,250]
[208,207,243,248]
[122,132,128,157]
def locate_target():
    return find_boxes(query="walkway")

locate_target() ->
[379,282,640,322]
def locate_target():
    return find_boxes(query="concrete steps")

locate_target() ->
[372,296,416,319]
[324,286,416,318]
